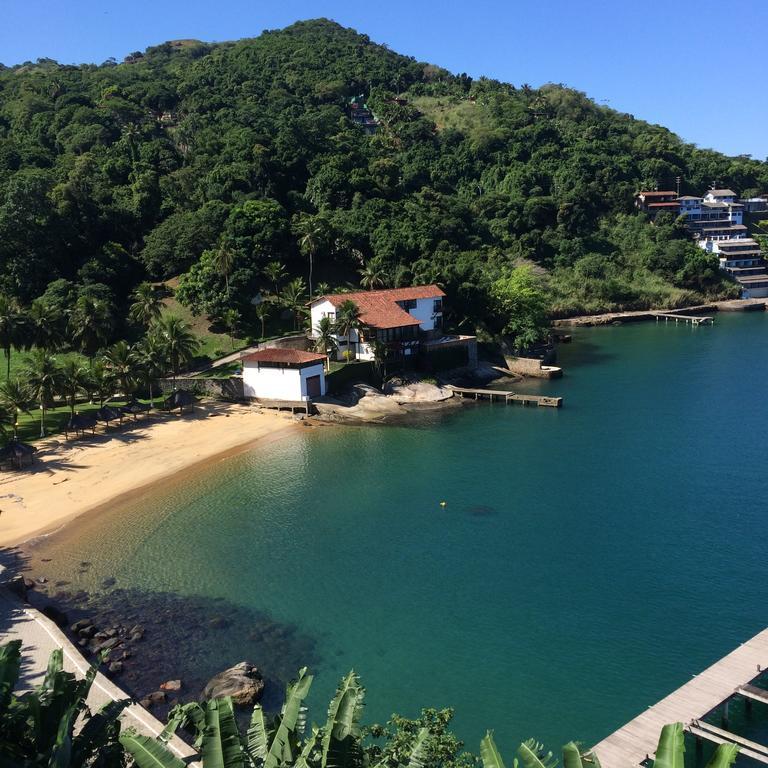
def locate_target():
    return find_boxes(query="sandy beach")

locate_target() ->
[0,402,300,547]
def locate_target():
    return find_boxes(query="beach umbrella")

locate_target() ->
[0,439,37,469]
[121,399,151,420]
[65,413,97,437]
[94,405,123,425]
[164,389,196,414]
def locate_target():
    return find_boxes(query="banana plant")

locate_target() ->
[0,640,129,767]
[654,723,738,768]
[319,671,365,768]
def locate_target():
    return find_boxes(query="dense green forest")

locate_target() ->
[1,18,765,347]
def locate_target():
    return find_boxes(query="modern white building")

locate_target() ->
[309,285,445,362]
[241,348,327,401]
[714,239,768,298]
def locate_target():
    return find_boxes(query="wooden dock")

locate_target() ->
[252,397,312,414]
[448,386,562,407]
[592,628,768,767]
[654,313,714,326]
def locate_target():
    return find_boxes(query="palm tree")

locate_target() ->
[26,298,64,352]
[371,338,388,382]
[0,379,32,439]
[132,333,167,409]
[263,261,288,296]
[212,246,235,297]
[334,300,362,364]
[0,294,25,381]
[313,316,338,369]
[25,350,63,438]
[88,359,115,407]
[103,341,136,397]
[281,277,307,331]
[59,359,91,416]
[129,282,163,328]
[155,316,199,383]
[69,295,114,362]
[295,214,328,298]
[223,308,240,350]
[359,258,386,290]
[253,301,270,340]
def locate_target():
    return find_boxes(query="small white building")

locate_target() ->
[242,349,327,401]
[309,285,445,362]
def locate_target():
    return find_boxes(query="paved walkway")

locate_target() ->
[0,585,198,763]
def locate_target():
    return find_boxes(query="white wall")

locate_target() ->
[309,299,336,337]
[242,362,325,401]
[410,297,441,331]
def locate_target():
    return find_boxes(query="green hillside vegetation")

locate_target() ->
[0,18,763,355]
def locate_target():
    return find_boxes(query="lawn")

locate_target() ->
[11,397,155,444]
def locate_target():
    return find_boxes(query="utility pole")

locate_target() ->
[676,176,681,196]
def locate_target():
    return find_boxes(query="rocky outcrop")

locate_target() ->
[383,380,454,403]
[202,662,264,705]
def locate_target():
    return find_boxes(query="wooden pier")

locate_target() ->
[654,312,714,326]
[252,397,312,415]
[448,386,562,407]
[592,628,768,767]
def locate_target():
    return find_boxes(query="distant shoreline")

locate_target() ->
[552,297,766,327]
[0,402,303,548]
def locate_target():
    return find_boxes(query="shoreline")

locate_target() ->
[552,298,766,327]
[0,402,304,548]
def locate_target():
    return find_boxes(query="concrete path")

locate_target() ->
[0,586,198,763]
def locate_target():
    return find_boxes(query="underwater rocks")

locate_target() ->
[202,662,264,705]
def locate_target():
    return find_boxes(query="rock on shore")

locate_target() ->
[202,662,265,705]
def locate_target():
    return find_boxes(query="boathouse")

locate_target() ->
[241,349,327,401]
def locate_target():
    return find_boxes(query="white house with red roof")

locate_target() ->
[241,348,327,401]
[309,285,445,362]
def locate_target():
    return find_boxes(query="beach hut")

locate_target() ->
[163,389,197,414]
[121,399,152,420]
[241,349,327,401]
[0,440,37,470]
[94,405,124,427]
[64,413,98,439]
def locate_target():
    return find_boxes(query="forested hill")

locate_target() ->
[1,18,765,336]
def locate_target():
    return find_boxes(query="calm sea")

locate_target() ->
[24,313,768,757]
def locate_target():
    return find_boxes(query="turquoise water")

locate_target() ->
[27,314,768,756]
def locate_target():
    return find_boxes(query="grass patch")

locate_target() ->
[12,397,155,444]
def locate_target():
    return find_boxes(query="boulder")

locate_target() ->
[71,618,92,633]
[202,662,264,705]
[160,679,182,692]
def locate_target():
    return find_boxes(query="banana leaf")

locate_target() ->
[653,723,684,768]
[562,742,583,768]
[161,702,206,747]
[120,730,187,768]
[48,702,78,768]
[200,698,245,768]
[43,648,64,691]
[517,740,558,768]
[704,743,739,768]
[320,671,365,768]
[480,732,506,768]
[295,728,320,768]
[245,704,269,764]
[0,640,21,714]
[406,727,431,768]
[71,699,130,766]
[264,667,313,768]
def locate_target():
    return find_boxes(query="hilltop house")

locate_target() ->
[636,187,768,297]
[308,284,477,370]
[242,349,327,401]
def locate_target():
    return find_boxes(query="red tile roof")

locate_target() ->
[315,285,444,330]
[647,202,681,208]
[242,349,326,365]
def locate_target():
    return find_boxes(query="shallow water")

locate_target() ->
[23,313,768,756]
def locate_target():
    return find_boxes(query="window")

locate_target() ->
[398,299,417,310]
[433,299,443,313]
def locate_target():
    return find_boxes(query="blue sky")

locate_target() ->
[2,0,767,160]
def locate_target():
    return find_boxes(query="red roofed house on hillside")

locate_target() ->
[241,348,327,401]
[310,285,460,363]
